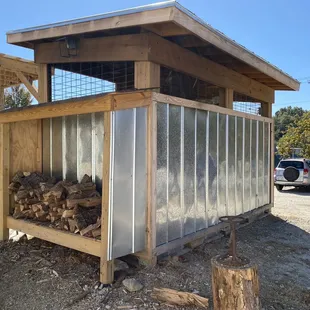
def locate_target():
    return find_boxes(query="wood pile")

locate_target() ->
[9,172,102,238]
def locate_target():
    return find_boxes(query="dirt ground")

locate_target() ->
[0,187,310,310]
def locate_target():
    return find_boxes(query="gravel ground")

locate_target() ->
[0,187,310,310]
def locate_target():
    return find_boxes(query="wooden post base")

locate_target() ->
[211,255,260,310]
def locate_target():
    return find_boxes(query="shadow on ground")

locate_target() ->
[0,214,309,310]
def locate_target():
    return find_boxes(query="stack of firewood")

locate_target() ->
[9,172,102,238]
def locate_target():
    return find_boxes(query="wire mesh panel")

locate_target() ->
[233,92,262,116]
[155,102,271,247]
[50,62,135,102]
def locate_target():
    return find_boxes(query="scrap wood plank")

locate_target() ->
[151,287,209,308]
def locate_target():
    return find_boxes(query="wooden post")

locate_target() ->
[134,61,160,90]
[100,111,114,284]
[212,256,260,309]
[261,102,272,118]
[219,88,234,109]
[0,86,10,240]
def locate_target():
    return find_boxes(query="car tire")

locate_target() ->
[276,185,283,191]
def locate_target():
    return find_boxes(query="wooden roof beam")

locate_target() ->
[147,34,274,103]
[0,54,38,76]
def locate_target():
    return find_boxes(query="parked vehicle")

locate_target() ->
[274,158,310,191]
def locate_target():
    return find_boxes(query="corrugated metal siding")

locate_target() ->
[156,103,271,247]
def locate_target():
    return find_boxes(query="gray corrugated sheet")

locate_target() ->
[6,0,299,85]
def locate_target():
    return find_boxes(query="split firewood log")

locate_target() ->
[62,209,77,219]
[68,218,77,233]
[43,182,65,200]
[66,197,102,208]
[91,228,101,238]
[67,183,96,195]
[73,214,88,231]
[151,288,209,308]
[80,218,101,236]
[80,174,92,184]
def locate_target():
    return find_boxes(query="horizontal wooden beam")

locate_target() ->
[7,7,173,46]
[147,34,275,103]
[171,8,299,91]
[0,91,152,123]
[153,92,273,122]
[143,22,190,36]
[35,34,150,64]
[0,55,38,76]
[7,216,101,257]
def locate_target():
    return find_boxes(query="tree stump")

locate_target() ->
[211,255,260,310]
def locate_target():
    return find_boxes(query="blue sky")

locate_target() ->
[1,0,309,114]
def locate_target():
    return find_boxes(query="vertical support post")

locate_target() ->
[261,102,272,118]
[36,64,49,174]
[0,86,10,240]
[219,88,234,109]
[270,120,274,204]
[100,111,114,284]
[134,61,160,91]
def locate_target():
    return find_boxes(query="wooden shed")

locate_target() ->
[1,1,299,284]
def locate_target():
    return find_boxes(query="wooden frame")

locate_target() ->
[33,33,275,103]
[7,4,299,91]
[0,91,153,284]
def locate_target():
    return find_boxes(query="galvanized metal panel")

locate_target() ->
[156,104,168,246]
[134,107,147,252]
[183,107,196,235]
[51,117,63,180]
[94,112,104,190]
[77,114,92,182]
[218,113,227,218]
[111,109,134,258]
[264,122,270,204]
[228,115,236,215]
[244,119,251,212]
[168,105,182,241]
[63,115,77,181]
[258,121,264,206]
[208,111,218,226]
[236,117,243,215]
[196,110,207,231]
[251,120,257,210]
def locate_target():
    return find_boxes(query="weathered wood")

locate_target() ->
[134,61,160,90]
[219,88,233,109]
[212,256,260,310]
[7,216,101,257]
[80,218,101,236]
[152,288,209,308]
[100,111,114,284]
[35,34,149,64]
[66,197,102,208]
[148,34,274,103]
[0,91,151,124]
[15,71,40,101]
[261,102,272,118]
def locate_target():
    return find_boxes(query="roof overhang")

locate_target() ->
[0,53,38,88]
[6,1,300,91]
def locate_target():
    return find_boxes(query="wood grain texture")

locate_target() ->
[148,34,275,103]
[7,216,101,256]
[0,91,152,124]
[100,111,114,284]
[10,120,41,177]
[134,61,160,90]
[212,257,260,309]
[35,34,149,64]
[0,123,10,240]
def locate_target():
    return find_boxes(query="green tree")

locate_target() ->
[274,106,306,143]
[4,85,32,109]
[277,111,310,158]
